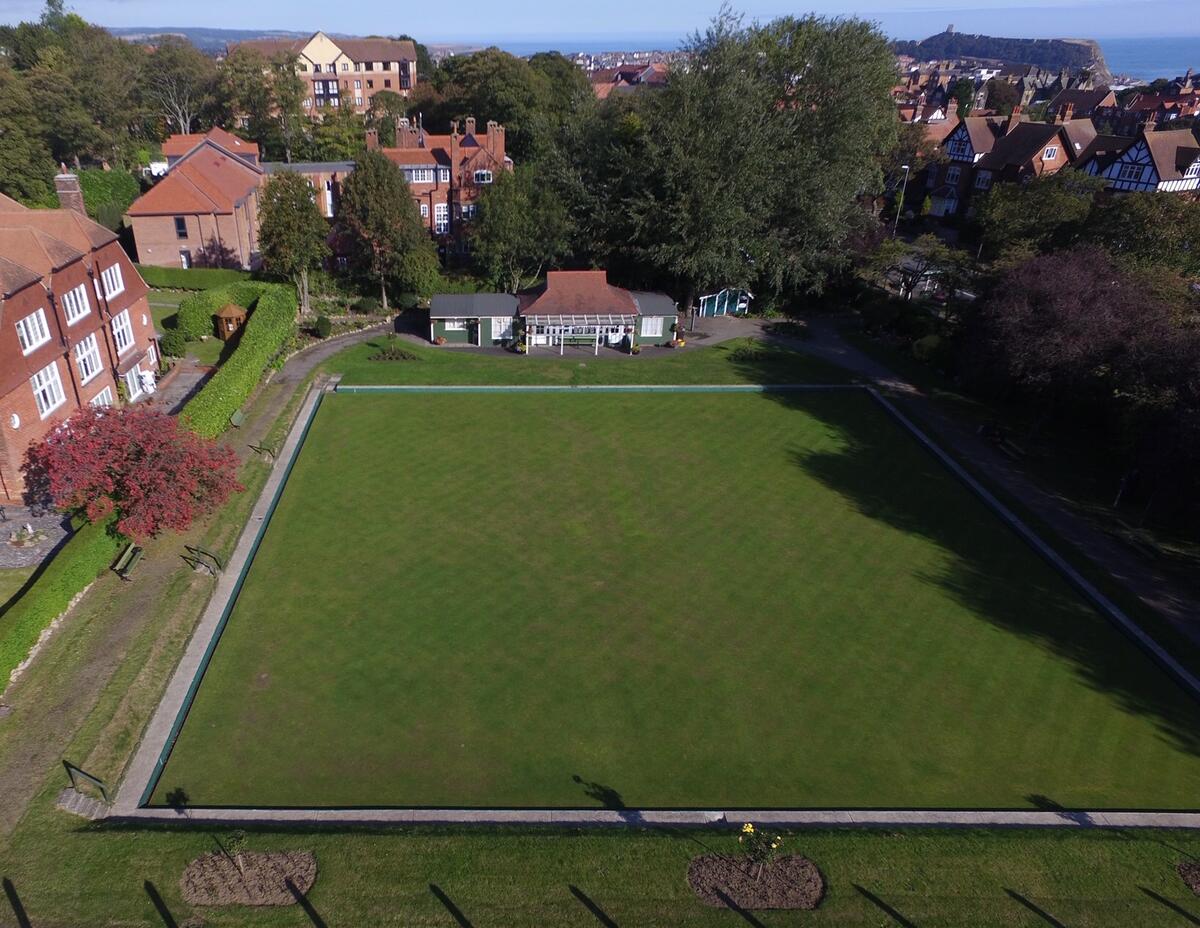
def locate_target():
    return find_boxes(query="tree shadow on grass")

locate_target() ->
[1004,889,1068,927]
[853,884,918,927]
[1139,887,1200,925]
[2,878,32,928]
[749,385,1200,768]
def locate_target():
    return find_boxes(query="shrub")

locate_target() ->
[180,283,298,438]
[175,281,263,341]
[351,296,381,314]
[136,266,253,291]
[0,518,124,686]
[912,333,948,365]
[315,315,332,338]
[159,329,187,357]
[22,406,242,539]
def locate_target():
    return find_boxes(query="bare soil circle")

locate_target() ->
[180,851,316,906]
[688,853,825,910]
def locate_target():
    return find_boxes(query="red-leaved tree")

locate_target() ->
[22,406,243,539]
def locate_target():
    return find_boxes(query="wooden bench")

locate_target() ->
[112,543,144,581]
[229,410,247,429]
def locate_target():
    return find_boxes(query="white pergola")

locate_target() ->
[525,314,637,355]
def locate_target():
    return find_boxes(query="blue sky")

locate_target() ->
[0,0,1194,40]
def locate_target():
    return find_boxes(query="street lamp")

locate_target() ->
[892,163,911,238]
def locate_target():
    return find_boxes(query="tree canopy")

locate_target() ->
[259,171,330,315]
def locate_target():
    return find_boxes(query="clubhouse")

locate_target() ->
[429,270,678,353]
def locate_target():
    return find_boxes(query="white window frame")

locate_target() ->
[1118,162,1144,181]
[1043,146,1058,160]
[461,203,477,220]
[408,168,434,184]
[492,316,513,341]
[354,79,362,90]
[434,203,449,234]
[89,386,114,408]
[124,364,143,401]
[30,361,66,418]
[355,96,363,107]
[74,332,102,384]
[975,171,992,190]
[948,138,971,160]
[15,308,51,354]
[443,318,466,331]
[473,169,493,184]
[61,283,91,325]
[420,203,429,218]
[640,316,664,338]
[324,180,334,218]
[112,308,134,355]
[145,342,157,368]
[101,264,125,299]
[945,165,961,184]
[438,167,450,183]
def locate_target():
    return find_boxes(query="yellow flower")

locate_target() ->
[742,823,755,834]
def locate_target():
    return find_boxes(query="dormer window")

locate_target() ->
[474,170,493,184]
[1186,161,1200,178]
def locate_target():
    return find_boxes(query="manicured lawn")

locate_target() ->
[329,333,854,385]
[5,797,1200,927]
[0,566,34,611]
[153,389,1200,809]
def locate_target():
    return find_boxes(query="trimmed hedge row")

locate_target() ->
[175,281,267,341]
[0,518,124,689]
[136,266,253,292]
[181,282,298,438]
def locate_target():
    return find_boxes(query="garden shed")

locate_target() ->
[429,294,520,346]
[214,303,247,341]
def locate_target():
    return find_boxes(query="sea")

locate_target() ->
[1098,37,1200,83]
[484,35,1199,85]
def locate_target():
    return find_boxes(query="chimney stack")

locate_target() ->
[486,120,505,163]
[464,116,476,137]
[1005,104,1023,134]
[365,128,380,151]
[946,98,959,118]
[54,168,85,215]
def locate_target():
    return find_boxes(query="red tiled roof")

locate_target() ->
[0,192,29,212]
[128,142,261,216]
[0,227,83,280]
[518,271,638,317]
[0,255,41,296]
[0,209,116,251]
[230,34,415,62]
[163,127,259,160]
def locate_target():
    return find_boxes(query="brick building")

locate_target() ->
[230,32,417,115]
[370,117,511,246]
[0,180,158,500]
[127,131,264,269]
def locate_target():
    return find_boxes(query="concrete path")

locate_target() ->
[107,807,1200,829]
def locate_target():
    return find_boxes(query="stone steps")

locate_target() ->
[55,787,108,821]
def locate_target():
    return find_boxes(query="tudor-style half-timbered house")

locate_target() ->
[926,115,1006,217]
[1085,128,1200,193]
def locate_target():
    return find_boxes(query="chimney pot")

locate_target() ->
[465,116,476,136]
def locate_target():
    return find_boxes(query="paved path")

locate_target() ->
[107,807,1200,829]
[792,315,1200,643]
[0,506,71,569]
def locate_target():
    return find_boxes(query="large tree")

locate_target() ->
[259,171,330,315]
[976,171,1102,259]
[337,150,437,310]
[143,36,218,134]
[618,11,898,316]
[471,166,570,292]
[22,406,242,540]
[1085,193,1200,278]
[0,64,57,205]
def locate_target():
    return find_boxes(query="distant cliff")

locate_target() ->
[893,32,1111,80]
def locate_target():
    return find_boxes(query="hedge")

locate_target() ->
[180,282,298,438]
[136,266,254,292]
[175,280,266,341]
[0,518,124,688]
